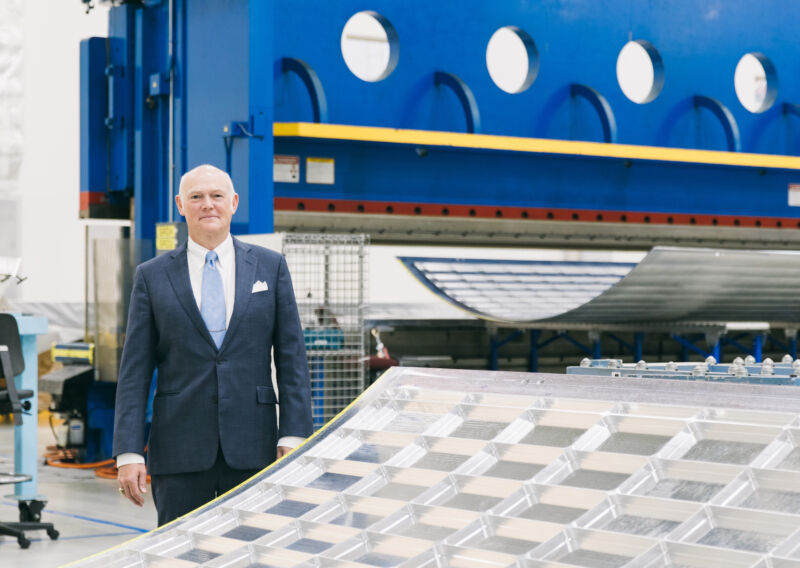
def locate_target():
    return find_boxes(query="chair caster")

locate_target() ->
[47,527,59,540]
[17,535,31,548]
[18,499,45,523]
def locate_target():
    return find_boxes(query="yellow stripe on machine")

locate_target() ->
[273,122,800,170]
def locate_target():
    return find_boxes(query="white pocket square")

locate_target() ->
[252,280,268,293]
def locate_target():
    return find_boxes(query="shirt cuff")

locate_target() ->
[277,436,305,449]
[116,452,145,468]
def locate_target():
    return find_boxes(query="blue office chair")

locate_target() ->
[0,313,59,548]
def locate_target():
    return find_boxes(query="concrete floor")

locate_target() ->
[0,423,156,567]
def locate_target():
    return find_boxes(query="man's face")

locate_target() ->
[175,169,239,236]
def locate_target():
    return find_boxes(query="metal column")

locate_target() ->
[634,332,644,362]
[246,0,275,233]
[12,314,47,500]
[753,334,763,363]
[529,330,540,373]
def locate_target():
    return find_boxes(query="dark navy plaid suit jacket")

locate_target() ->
[112,237,313,475]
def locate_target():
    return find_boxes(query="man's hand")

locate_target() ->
[276,445,292,459]
[118,463,148,506]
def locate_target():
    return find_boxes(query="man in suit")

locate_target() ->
[114,164,312,526]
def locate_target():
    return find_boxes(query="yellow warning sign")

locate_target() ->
[156,237,177,251]
[156,225,178,238]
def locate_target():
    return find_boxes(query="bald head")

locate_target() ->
[175,164,239,250]
[178,164,235,203]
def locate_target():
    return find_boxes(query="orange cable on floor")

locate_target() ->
[43,444,151,482]
[43,446,114,468]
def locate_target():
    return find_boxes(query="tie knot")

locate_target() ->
[205,250,218,266]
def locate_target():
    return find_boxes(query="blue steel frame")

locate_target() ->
[280,58,328,124]
[490,329,604,372]
[82,1,800,244]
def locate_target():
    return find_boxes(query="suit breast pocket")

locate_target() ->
[249,286,271,301]
[245,287,275,325]
[247,282,274,309]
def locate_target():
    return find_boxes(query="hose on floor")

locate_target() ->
[43,415,150,481]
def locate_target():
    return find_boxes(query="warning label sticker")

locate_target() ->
[789,184,800,207]
[306,157,335,185]
[273,155,300,183]
[156,225,177,238]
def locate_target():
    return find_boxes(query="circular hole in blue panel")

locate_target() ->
[486,26,539,94]
[734,52,777,113]
[340,11,399,83]
[616,40,664,104]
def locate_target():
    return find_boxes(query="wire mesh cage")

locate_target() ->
[282,234,369,429]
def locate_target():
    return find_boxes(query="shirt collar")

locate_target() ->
[187,234,234,267]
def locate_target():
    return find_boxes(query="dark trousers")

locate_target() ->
[150,445,261,526]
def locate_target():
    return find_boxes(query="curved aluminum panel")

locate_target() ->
[402,247,800,324]
[550,247,800,323]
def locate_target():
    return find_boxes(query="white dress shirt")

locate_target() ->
[117,235,303,469]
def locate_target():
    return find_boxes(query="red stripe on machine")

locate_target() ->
[274,197,799,229]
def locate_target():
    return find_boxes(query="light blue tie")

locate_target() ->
[201,250,226,348]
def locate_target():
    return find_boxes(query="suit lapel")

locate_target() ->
[165,244,217,350]
[220,237,256,352]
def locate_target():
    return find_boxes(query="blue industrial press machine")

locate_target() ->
[79,0,800,249]
[73,1,800,422]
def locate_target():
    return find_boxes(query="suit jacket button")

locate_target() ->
[216,358,223,364]
[211,395,218,403]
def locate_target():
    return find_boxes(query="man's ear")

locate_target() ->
[231,192,239,214]
[175,194,184,216]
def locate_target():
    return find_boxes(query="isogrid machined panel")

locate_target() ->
[399,257,635,322]
[401,247,800,324]
[71,368,800,568]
